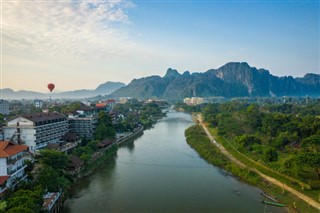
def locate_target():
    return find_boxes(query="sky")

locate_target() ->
[1,0,319,93]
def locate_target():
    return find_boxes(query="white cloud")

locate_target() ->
[2,0,138,62]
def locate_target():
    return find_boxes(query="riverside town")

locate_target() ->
[1,1,319,213]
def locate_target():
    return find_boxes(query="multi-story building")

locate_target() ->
[95,99,116,113]
[0,100,9,115]
[3,112,68,153]
[0,141,32,197]
[68,114,96,140]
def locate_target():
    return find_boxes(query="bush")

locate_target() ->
[263,147,278,162]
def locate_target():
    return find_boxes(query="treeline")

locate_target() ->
[201,102,320,188]
[113,100,165,130]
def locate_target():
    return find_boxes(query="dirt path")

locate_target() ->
[197,114,320,211]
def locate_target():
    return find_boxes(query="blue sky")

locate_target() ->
[2,0,319,92]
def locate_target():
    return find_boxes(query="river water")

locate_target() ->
[62,111,285,213]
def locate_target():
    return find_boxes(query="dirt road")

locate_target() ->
[197,114,320,211]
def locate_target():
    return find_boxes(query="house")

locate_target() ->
[96,138,114,149]
[42,191,63,213]
[3,112,68,153]
[47,133,80,154]
[67,156,84,177]
[0,100,9,115]
[0,141,32,198]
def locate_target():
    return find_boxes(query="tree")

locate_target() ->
[7,187,43,213]
[7,207,35,213]
[94,123,115,140]
[61,102,81,114]
[0,201,7,213]
[38,149,68,170]
[263,147,278,162]
[94,111,116,140]
[272,131,298,148]
[37,166,70,191]
[281,156,300,177]
[299,135,320,179]
[235,134,260,150]
[245,104,262,131]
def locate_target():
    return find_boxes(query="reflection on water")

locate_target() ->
[62,111,286,213]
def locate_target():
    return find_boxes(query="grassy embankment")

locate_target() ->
[185,124,319,213]
[209,127,320,199]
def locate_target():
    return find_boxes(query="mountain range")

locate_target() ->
[1,81,125,100]
[109,62,319,101]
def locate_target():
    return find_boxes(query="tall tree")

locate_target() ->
[38,149,68,170]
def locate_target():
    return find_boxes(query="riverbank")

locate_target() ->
[187,116,320,212]
[75,126,144,179]
[116,126,144,146]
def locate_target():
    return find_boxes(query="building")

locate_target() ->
[34,99,43,108]
[119,97,131,104]
[0,100,9,115]
[42,191,63,213]
[183,97,205,105]
[95,99,116,113]
[67,156,84,177]
[68,113,96,140]
[0,141,32,198]
[3,112,68,153]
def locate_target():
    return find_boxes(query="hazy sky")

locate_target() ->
[2,0,319,92]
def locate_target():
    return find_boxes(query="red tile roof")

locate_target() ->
[0,176,9,185]
[0,141,29,158]
[95,103,107,108]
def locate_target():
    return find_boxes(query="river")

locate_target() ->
[62,111,285,213]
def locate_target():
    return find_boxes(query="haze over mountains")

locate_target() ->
[109,62,319,101]
[2,62,319,101]
[1,82,125,100]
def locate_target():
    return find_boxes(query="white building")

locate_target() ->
[0,141,32,198]
[119,97,129,104]
[0,100,9,115]
[3,112,68,153]
[34,99,43,108]
[183,97,205,105]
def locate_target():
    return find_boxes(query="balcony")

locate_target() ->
[7,164,28,176]
[7,152,31,165]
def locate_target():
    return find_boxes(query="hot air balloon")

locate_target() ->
[47,83,55,93]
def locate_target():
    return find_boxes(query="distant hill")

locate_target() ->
[109,62,320,101]
[1,81,125,100]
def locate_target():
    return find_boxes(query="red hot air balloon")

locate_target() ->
[47,83,55,92]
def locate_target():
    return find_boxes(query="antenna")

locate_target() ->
[17,122,22,144]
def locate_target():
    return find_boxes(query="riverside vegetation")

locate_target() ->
[183,100,320,212]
